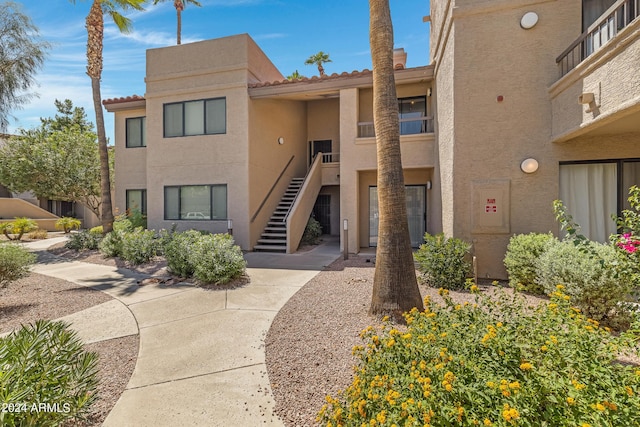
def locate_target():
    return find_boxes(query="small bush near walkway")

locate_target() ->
[0,320,99,426]
[0,242,36,288]
[414,233,471,290]
[503,232,555,294]
[319,285,640,427]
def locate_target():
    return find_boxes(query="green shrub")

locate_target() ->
[414,233,471,290]
[536,239,630,325]
[0,217,37,241]
[65,230,102,251]
[319,286,640,427]
[191,233,246,285]
[0,243,36,288]
[612,186,640,290]
[126,208,147,229]
[0,320,99,426]
[89,225,103,235]
[503,232,555,294]
[301,216,322,245]
[119,228,160,265]
[55,216,81,233]
[164,229,202,277]
[99,230,126,258]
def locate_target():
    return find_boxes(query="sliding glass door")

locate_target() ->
[369,185,426,247]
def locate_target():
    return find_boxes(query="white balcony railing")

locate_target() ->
[357,116,434,138]
[557,0,639,76]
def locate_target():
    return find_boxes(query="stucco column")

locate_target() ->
[339,88,359,254]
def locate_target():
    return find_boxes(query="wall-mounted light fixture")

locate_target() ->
[520,158,539,174]
[426,180,432,190]
[520,12,539,29]
[277,137,284,145]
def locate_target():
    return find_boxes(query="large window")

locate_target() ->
[126,189,147,214]
[583,0,617,30]
[163,98,226,137]
[559,159,640,242]
[126,117,146,147]
[399,96,427,135]
[164,185,227,220]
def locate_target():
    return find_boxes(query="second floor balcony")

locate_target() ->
[557,0,639,76]
[357,116,435,138]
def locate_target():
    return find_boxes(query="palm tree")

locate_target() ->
[70,0,146,233]
[286,70,304,80]
[304,51,331,76]
[368,0,424,321]
[153,0,201,45]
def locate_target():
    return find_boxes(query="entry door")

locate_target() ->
[369,185,426,247]
[312,195,331,235]
[309,140,332,165]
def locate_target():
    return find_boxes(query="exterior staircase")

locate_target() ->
[253,177,305,252]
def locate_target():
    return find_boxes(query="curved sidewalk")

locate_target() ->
[27,238,340,426]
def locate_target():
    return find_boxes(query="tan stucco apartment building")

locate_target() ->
[105,0,639,279]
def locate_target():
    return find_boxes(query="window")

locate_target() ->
[126,189,147,214]
[583,0,616,30]
[559,159,640,242]
[126,117,146,147]
[163,98,226,137]
[398,96,427,135]
[164,185,227,220]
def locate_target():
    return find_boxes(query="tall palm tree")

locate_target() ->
[304,51,331,76]
[70,0,146,233]
[153,0,201,45]
[368,0,424,321]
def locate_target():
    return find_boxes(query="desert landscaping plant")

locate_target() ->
[190,233,246,285]
[0,217,37,241]
[301,216,322,245]
[0,242,36,288]
[55,216,82,233]
[0,320,99,426]
[503,232,555,294]
[65,229,102,251]
[414,233,471,290]
[26,228,48,240]
[119,228,160,265]
[319,285,640,426]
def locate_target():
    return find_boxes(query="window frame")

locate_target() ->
[125,189,147,215]
[163,184,227,221]
[398,96,427,135]
[163,97,227,138]
[125,116,146,148]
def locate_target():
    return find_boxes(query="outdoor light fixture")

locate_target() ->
[520,158,539,174]
[277,137,284,145]
[520,12,539,29]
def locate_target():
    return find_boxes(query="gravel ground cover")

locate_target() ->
[1,250,138,426]
[265,255,540,427]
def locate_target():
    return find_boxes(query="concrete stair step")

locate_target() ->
[261,232,287,238]
[254,244,287,252]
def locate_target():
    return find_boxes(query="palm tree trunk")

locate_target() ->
[175,0,184,45]
[369,0,424,321]
[87,1,115,233]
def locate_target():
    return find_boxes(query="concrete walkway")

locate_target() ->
[25,237,340,426]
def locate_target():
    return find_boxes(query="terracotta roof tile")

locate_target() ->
[248,69,372,88]
[102,95,145,105]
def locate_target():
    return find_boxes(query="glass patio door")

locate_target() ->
[369,185,426,247]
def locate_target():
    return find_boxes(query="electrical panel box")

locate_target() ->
[471,179,510,234]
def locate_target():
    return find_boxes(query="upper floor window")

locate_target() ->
[583,0,617,30]
[399,96,427,135]
[163,98,226,138]
[126,117,146,147]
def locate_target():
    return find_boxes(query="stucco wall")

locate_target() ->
[247,98,308,249]
[432,0,583,278]
[113,107,147,216]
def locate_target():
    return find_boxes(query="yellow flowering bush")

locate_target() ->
[318,285,640,426]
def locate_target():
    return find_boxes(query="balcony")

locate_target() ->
[557,0,639,76]
[357,116,434,138]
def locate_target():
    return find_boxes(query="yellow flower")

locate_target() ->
[540,345,548,352]
[382,315,389,322]
[519,362,534,371]
[593,403,606,412]
[470,284,479,293]
[483,419,493,426]
[501,404,520,422]
[444,383,453,392]
[626,386,634,396]
[566,397,575,405]
[376,411,386,423]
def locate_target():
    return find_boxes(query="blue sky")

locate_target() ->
[9,0,430,141]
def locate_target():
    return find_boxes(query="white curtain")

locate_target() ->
[559,163,617,242]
